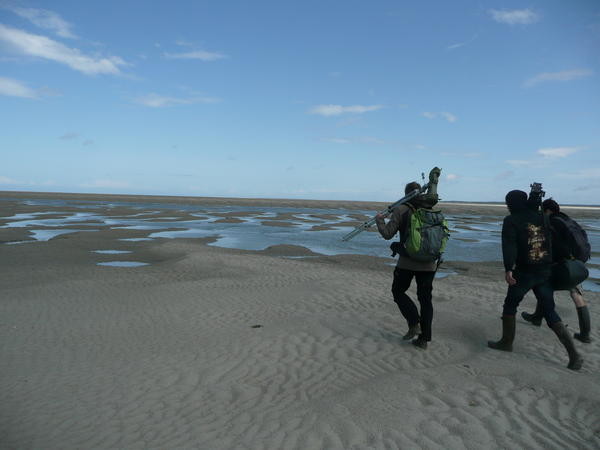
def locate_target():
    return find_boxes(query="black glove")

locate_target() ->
[390,242,402,257]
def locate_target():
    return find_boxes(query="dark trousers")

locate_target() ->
[503,269,561,325]
[391,267,436,341]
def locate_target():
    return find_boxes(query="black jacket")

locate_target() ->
[502,208,553,272]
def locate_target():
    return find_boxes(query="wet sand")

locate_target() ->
[1,192,599,449]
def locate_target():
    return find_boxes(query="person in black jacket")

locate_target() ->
[521,198,592,343]
[487,190,583,370]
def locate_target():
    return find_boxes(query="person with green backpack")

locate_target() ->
[375,178,449,350]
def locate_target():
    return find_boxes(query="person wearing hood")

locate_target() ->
[487,190,583,370]
[522,198,592,343]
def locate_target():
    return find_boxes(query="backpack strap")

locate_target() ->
[399,203,415,244]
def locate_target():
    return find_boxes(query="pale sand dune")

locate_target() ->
[0,198,599,449]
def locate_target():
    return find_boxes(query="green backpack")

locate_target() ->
[402,206,450,262]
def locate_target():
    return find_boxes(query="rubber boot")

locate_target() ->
[574,306,592,343]
[550,321,583,371]
[403,323,421,341]
[521,301,542,326]
[487,315,515,352]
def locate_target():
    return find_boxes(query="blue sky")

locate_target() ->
[1,1,599,204]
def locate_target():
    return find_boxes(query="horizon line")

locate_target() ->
[1,189,599,209]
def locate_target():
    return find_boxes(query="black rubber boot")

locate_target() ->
[574,306,592,343]
[488,315,515,352]
[412,337,428,349]
[521,302,543,326]
[403,323,421,341]
[550,321,583,371]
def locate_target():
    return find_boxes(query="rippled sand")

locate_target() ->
[1,193,599,449]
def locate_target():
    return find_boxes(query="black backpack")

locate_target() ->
[553,214,591,262]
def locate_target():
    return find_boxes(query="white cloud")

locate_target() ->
[309,104,383,116]
[489,9,539,25]
[359,136,386,145]
[0,175,18,184]
[506,159,536,167]
[59,132,79,140]
[134,93,221,107]
[321,137,352,144]
[320,136,386,145]
[440,151,481,158]
[494,170,514,181]
[81,179,130,189]
[523,69,593,87]
[447,34,477,50]
[0,76,37,98]
[0,24,125,75]
[447,42,466,50]
[537,147,579,158]
[440,112,457,122]
[422,111,457,122]
[446,174,459,180]
[557,168,600,179]
[6,6,76,38]
[164,50,227,61]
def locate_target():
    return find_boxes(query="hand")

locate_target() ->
[505,271,516,286]
[375,213,385,220]
[429,167,441,184]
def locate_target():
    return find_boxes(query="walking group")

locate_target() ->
[374,175,591,371]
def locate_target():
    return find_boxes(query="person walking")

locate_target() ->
[488,190,583,370]
[375,182,438,350]
[522,198,592,343]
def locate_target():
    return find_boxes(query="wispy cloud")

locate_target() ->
[557,168,600,179]
[447,34,477,50]
[134,93,221,107]
[446,174,459,181]
[537,147,579,158]
[320,136,386,145]
[440,151,481,158]
[523,69,593,87]
[494,170,514,181]
[506,159,536,167]
[309,104,383,116]
[0,24,126,75]
[321,137,352,144]
[5,6,76,38]
[164,50,227,61]
[0,175,18,184]
[489,9,539,25]
[422,111,457,123]
[59,132,79,140]
[81,179,130,189]
[0,76,38,98]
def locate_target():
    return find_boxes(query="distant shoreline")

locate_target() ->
[1,190,598,215]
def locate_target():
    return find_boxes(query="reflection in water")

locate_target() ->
[3,199,599,267]
[29,229,93,241]
[97,261,149,267]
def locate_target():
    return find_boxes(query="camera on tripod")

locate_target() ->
[528,182,545,210]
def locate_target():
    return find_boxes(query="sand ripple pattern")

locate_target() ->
[1,240,599,449]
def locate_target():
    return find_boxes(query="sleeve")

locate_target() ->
[376,206,406,240]
[502,216,518,272]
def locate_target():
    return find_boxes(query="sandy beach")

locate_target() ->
[1,193,599,449]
